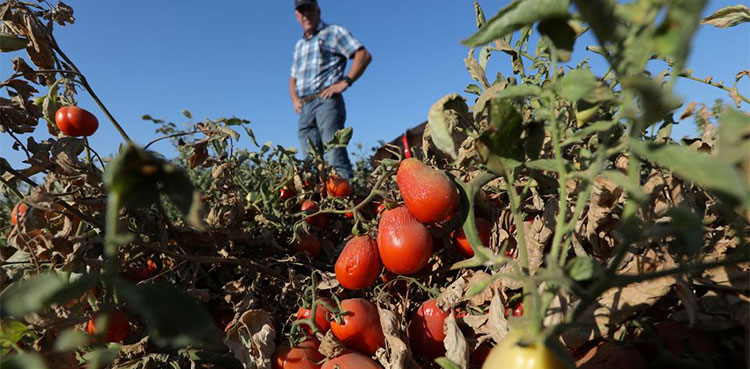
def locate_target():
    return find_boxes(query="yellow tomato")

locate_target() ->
[482,330,568,369]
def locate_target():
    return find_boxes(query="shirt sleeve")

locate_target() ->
[290,41,301,78]
[331,25,363,59]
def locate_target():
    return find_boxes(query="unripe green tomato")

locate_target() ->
[482,330,568,369]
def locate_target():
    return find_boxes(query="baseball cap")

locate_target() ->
[295,0,317,9]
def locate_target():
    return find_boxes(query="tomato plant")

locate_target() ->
[86,308,130,343]
[407,299,450,359]
[55,106,99,137]
[335,235,381,290]
[329,298,385,355]
[296,297,334,336]
[376,206,433,275]
[300,200,327,228]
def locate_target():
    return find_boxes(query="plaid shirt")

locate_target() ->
[291,21,363,97]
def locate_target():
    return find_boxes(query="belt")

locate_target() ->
[299,93,319,105]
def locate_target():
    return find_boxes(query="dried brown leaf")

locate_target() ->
[487,294,509,345]
[376,306,420,369]
[443,313,469,369]
[224,309,276,369]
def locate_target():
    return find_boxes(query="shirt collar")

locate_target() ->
[303,20,327,40]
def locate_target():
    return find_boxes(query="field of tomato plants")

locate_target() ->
[1,1,748,369]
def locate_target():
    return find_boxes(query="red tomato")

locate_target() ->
[376,206,433,275]
[281,188,296,200]
[301,201,327,228]
[273,338,324,369]
[326,175,352,198]
[408,299,451,359]
[11,202,28,226]
[86,308,129,343]
[376,203,386,214]
[329,298,385,355]
[397,158,458,223]
[126,258,158,282]
[293,233,322,258]
[512,302,524,317]
[321,351,382,369]
[296,297,334,336]
[335,236,381,290]
[55,106,99,137]
[452,218,492,257]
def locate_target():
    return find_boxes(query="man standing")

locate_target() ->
[290,0,372,179]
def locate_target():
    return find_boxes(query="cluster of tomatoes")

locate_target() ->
[272,158,547,369]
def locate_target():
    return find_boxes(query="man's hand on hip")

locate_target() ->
[319,81,348,99]
[293,98,303,114]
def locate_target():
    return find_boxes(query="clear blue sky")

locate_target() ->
[1,1,748,169]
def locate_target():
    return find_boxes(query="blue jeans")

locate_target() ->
[297,94,353,179]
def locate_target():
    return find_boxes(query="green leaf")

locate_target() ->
[427,94,469,160]
[621,77,682,126]
[463,0,570,47]
[0,352,48,369]
[526,159,571,173]
[718,108,750,176]
[630,141,750,207]
[324,127,353,151]
[651,0,708,70]
[556,69,596,102]
[566,256,603,281]
[464,84,483,96]
[0,272,97,317]
[600,170,648,205]
[473,80,509,119]
[537,18,576,62]
[496,84,542,100]
[106,146,201,226]
[0,33,29,53]
[1,320,29,356]
[435,357,462,369]
[181,109,193,119]
[666,207,704,256]
[701,4,750,28]
[117,281,222,348]
[81,347,120,369]
[571,0,622,43]
[562,120,618,147]
[477,99,525,172]
[54,328,90,352]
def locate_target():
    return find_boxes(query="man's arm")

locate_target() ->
[290,77,302,114]
[319,47,372,99]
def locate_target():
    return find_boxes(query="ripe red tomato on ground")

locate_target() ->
[470,342,492,369]
[329,298,385,355]
[296,297,334,336]
[126,258,158,282]
[293,233,322,258]
[452,217,492,257]
[396,158,458,223]
[281,187,296,200]
[321,351,382,369]
[326,175,352,198]
[273,338,324,369]
[55,106,99,137]
[408,299,451,359]
[86,308,129,343]
[11,202,28,226]
[376,206,433,275]
[301,201,327,228]
[335,236,381,290]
